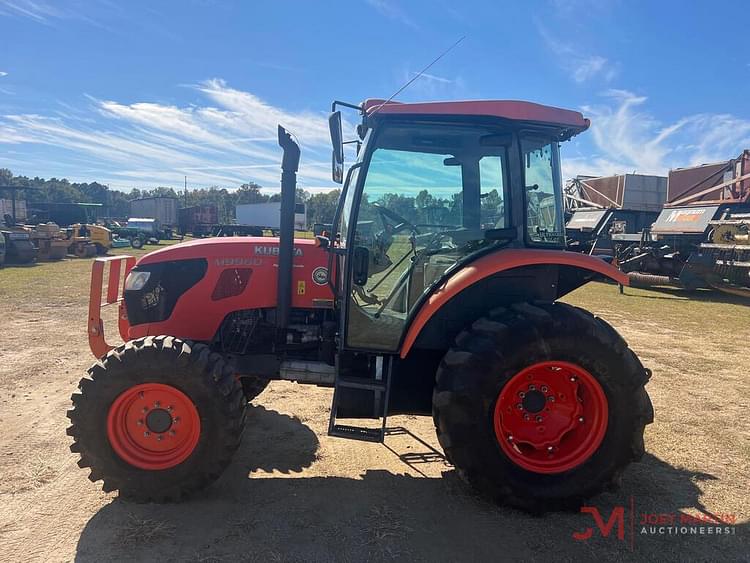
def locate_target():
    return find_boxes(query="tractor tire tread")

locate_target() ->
[67,336,246,502]
[432,301,652,513]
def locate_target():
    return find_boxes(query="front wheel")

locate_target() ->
[433,302,653,512]
[67,336,246,501]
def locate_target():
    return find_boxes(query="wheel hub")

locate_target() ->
[521,390,546,413]
[494,361,608,474]
[107,383,200,470]
[145,408,173,434]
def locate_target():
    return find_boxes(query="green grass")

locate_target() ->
[563,281,750,334]
[0,239,181,302]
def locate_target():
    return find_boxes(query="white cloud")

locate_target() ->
[0,0,60,23]
[398,66,466,100]
[537,23,616,84]
[0,79,345,191]
[566,89,750,178]
[572,55,607,83]
[0,71,7,77]
[365,0,418,29]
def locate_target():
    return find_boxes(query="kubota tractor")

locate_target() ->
[68,99,653,512]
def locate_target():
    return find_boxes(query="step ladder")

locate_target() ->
[328,355,392,443]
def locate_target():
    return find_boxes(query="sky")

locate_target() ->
[0,0,749,194]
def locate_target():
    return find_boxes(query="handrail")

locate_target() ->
[88,255,136,358]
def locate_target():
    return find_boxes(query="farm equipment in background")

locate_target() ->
[106,219,165,249]
[1,213,38,264]
[178,204,218,237]
[616,150,750,295]
[129,197,179,236]
[69,224,113,255]
[64,232,97,258]
[68,98,653,513]
[126,218,169,241]
[565,174,665,257]
[0,229,37,264]
[28,222,69,261]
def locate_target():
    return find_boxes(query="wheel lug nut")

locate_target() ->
[523,414,530,421]
[157,434,163,441]
[169,430,176,436]
[570,376,577,382]
[142,406,148,413]
[143,431,150,437]
[138,391,145,399]
[516,403,523,410]
[508,435,514,442]
[173,417,180,423]
[548,396,555,402]
[541,386,548,393]
[578,416,584,423]
[155,401,161,408]
[167,405,173,411]
[528,384,536,391]
[136,419,144,426]
[547,446,554,453]
[518,391,525,399]
[536,415,543,423]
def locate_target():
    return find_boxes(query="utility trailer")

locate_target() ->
[130,197,179,230]
[178,204,218,237]
[67,98,653,513]
[616,151,750,294]
[236,201,307,232]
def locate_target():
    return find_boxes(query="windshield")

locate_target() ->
[344,122,510,351]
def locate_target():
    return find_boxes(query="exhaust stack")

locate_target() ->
[276,125,301,337]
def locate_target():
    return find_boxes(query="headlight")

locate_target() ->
[124,271,151,291]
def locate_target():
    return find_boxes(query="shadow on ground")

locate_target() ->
[75,406,746,562]
[623,284,750,306]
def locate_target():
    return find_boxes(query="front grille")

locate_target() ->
[219,309,262,354]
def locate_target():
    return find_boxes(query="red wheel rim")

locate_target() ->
[107,383,200,470]
[493,361,608,474]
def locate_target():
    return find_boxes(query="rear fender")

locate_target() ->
[399,249,627,358]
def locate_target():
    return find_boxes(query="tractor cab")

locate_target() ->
[327,99,586,351]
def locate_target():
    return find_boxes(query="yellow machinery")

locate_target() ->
[70,224,113,255]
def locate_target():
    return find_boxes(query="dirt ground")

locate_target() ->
[0,249,748,562]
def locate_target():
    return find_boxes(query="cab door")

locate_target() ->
[341,122,509,352]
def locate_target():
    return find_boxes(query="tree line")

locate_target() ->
[0,168,340,227]
[1,167,504,230]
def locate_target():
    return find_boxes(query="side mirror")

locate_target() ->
[352,246,369,286]
[329,111,344,183]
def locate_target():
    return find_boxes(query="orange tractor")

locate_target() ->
[68,99,653,512]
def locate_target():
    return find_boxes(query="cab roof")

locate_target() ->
[363,99,590,134]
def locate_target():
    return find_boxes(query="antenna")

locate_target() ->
[369,36,466,116]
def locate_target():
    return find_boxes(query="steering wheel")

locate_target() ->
[372,203,420,235]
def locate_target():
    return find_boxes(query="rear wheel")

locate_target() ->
[433,302,653,512]
[129,236,144,249]
[67,336,246,501]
